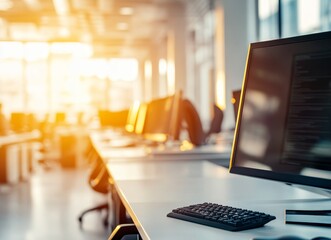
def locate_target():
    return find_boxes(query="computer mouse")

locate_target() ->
[252,236,307,240]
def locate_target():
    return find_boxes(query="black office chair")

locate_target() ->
[182,100,224,146]
[182,99,206,146]
[78,148,110,228]
[206,104,224,136]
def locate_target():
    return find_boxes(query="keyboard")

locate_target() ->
[167,202,276,231]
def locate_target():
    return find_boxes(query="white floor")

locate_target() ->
[0,164,111,240]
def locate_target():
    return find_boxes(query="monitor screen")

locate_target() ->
[10,112,27,132]
[125,101,141,133]
[230,31,331,192]
[143,92,182,142]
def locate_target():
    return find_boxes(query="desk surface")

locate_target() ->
[90,130,330,239]
[0,131,40,146]
[90,130,232,162]
[107,160,331,240]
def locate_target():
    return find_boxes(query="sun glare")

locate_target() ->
[0,40,139,113]
[0,41,24,59]
[109,58,138,81]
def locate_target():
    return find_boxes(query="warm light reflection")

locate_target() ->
[0,42,24,59]
[50,42,93,58]
[25,42,49,61]
[71,58,139,81]
[109,58,138,81]
[216,72,226,110]
[0,0,12,10]
[135,103,147,135]
[58,27,70,37]
[53,0,69,15]
[120,7,134,15]
[0,41,138,115]
[117,22,129,31]
[72,59,106,78]
[125,100,140,133]
[167,31,175,95]
[215,7,226,110]
[158,58,167,75]
[180,140,194,151]
[144,60,152,100]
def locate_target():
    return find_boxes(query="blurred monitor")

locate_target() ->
[125,101,141,133]
[134,103,148,135]
[27,113,38,130]
[98,109,128,128]
[55,112,66,124]
[142,92,182,143]
[10,112,27,132]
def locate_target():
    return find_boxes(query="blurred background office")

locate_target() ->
[0,0,330,129]
[0,0,331,239]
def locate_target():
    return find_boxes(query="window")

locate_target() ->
[258,0,331,40]
[0,41,138,120]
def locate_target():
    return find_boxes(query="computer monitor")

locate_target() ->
[55,112,66,124]
[10,112,27,132]
[125,101,141,133]
[142,92,182,143]
[98,109,129,128]
[230,31,331,196]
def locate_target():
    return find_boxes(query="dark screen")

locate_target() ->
[231,32,331,189]
[143,96,173,135]
[142,92,182,142]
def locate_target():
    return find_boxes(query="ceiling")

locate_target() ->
[0,0,188,59]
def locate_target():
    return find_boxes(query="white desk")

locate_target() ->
[90,130,232,163]
[89,130,232,228]
[107,160,331,240]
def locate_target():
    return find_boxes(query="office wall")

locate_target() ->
[140,0,257,131]
[215,0,257,129]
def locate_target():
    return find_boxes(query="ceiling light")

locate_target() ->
[59,27,70,37]
[116,22,128,31]
[0,0,13,10]
[24,0,40,10]
[119,7,134,15]
[52,0,69,15]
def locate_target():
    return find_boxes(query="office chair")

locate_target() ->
[182,100,224,146]
[182,99,206,146]
[206,104,224,136]
[78,148,110,228]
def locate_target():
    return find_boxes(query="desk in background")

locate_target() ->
[90,129,232,164]
[0,131,41,183]
[88,129,233,229]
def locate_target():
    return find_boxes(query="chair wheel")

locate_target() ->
[78,216,83,228]
[103,217,109,227]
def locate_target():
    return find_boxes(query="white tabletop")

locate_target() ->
[91,130,232,163]
[107,160,331,240]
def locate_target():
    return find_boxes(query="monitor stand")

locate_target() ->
[287,183,331,197]
[285,209,331,227]
[285,183,331,227]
